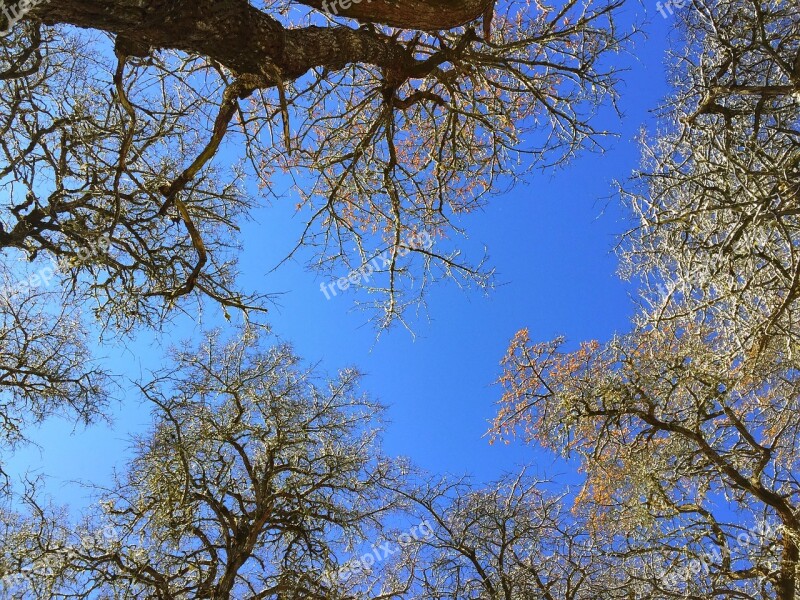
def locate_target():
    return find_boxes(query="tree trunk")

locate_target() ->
[778,536,798,600]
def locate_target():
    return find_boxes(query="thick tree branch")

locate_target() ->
[31,0,479,82]
[32,0,418,80]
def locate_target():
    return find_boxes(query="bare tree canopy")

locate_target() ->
[6,0,800,598]
[1,328,393,598]
[495,324,800,599]
[621,0,800,357]
[495,2,800,599]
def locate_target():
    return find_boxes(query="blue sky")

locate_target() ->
[7,2,677,506]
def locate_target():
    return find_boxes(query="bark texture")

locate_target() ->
[32,0,488,79]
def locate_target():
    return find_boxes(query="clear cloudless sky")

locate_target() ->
[8,1,678,508]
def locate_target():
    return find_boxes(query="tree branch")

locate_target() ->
[32,0,471,81]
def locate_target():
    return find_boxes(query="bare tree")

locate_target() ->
[491,4,800,598]
[620,0,800,358]
[494,324,800,600]
[0,327,404,599]
[0,272,109,491]
[382,471,626,600]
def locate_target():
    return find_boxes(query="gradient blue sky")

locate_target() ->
[8,2,677,506]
